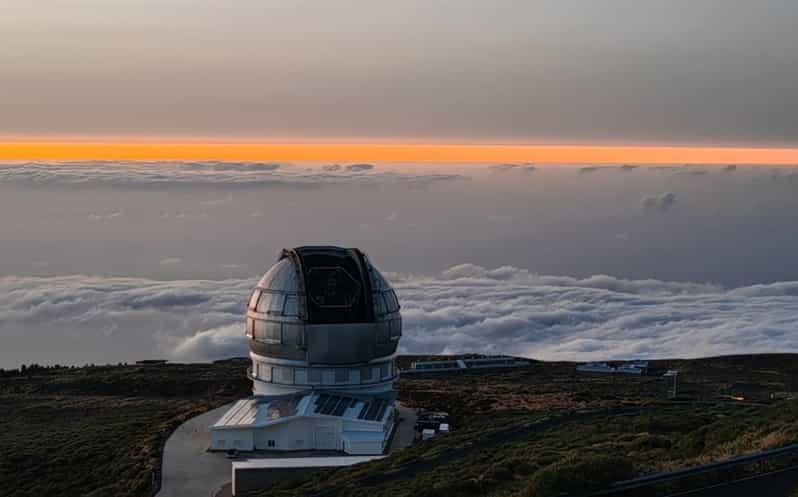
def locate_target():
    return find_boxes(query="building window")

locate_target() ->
[217,439,226,448]
[256,292,286,315]
[266,322,281,342]
[253,320,265,340]
[308,368,322,383]
[283,295,299,316]
[335,368,349,383]
[268,440,276,448]
[273,366,294,384]
[294,368,307,384]
[253,320,282,344]
[255,363,272,382]
[360,366,373,382]
[269,293,285,313]
[233,440,241,448]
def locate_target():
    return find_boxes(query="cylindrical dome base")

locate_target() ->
[249,351,398,396]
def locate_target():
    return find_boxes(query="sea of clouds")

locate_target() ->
[2,264,797,367]
[0,161,464,187]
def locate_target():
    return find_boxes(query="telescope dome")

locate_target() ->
[246,246,401,395]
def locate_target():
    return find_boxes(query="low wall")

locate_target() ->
[232,455,385,495]
[233,466,322,495]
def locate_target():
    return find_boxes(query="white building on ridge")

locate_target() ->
[210,246,402,455]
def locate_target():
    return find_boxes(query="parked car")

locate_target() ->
[415,410,451,433]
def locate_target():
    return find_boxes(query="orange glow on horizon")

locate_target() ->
[2,141,798,165]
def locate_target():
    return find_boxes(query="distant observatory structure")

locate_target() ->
[210,246,402,455]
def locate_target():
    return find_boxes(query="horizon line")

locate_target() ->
[2,140,798,164]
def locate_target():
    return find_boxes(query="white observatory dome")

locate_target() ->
[246,246,402,395]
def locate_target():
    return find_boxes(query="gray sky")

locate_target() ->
[3,0,798,145]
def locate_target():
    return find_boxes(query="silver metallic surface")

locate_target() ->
[246,247,402,391]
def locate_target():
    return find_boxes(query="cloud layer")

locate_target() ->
[3,265,798,367]
[0,162,464,188]
[490,163,537,173]
[394,265,798,360]
[0,275,252,367]
[642,192,678,211]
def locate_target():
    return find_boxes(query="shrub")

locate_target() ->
[504,457,538,476]
[524,454,637,497]
[430,477,491,496]
[671,427,707,458]
[631,434,673,451]
[485,464,513,481]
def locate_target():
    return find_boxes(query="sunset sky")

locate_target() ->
[3,0,798,162]
[3,1,798,367]
[4,142,798,164]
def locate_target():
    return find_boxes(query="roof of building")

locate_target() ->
[250,246,400,326]
[211,391,394,430]
[312,393,392,421]
[403,355,531,374]
[576,361,649,374]
[214,399,259,427]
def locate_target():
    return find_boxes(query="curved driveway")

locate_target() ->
[389,403,417,452]
[157,404,232,497]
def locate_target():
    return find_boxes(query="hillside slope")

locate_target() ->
[2,355,798,497]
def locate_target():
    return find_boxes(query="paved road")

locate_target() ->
[157,404,232,497]
[390,403,417,453]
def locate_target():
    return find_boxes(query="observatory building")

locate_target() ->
[210,246,402,455]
